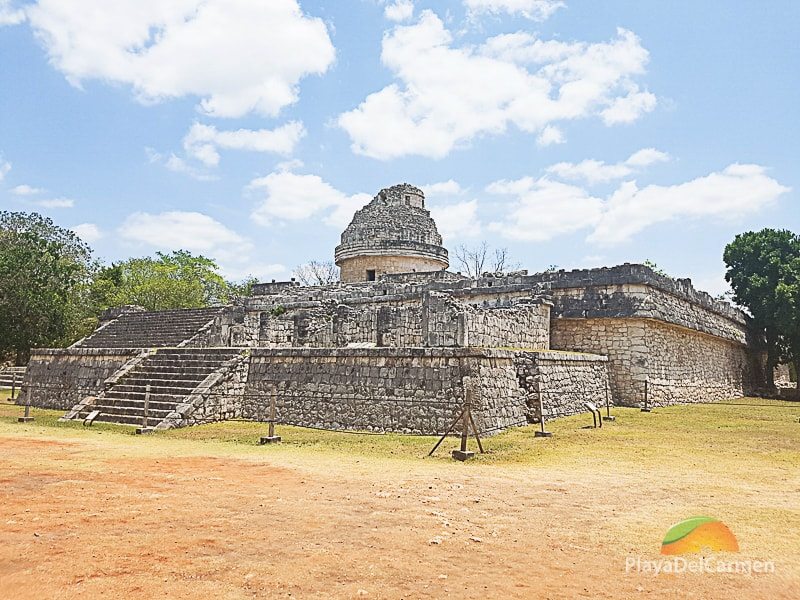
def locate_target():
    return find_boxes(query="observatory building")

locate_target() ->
[335,184,449,283]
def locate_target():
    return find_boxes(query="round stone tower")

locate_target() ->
[335,183,449,283]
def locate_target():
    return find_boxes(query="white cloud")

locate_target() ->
[35,197,74,208]
[384,0,414,22]
[487,177,604,241]
[10,184,45,195]
[118,210,284,280]
[422,179,464,196]
[146,147,216,181]
[338,13,655,160]
[488,162,789,245]
[249,171,371,228]
[26,0,335,118]
[600,85,657,125]
[589,164,790,245]
[72,222,102,242]
[430,199,481,240]
[0,0,25,26]
[547,147,669,185]
[0,156,10,180]
[183,121,305,167]
[536,125,564,146]
[464,0,565,21]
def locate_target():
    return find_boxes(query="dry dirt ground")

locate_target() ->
[0,403,798,599]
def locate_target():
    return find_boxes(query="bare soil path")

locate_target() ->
[1,424,798,599]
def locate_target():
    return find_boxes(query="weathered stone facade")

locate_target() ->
[25,182,765,434]
[335,184,449,282]
[242,348,527,435]
[23,348,143,410]
[515,351,610,421]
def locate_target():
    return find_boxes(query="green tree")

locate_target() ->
[775,255,800,389]
[723,229,800,388]
[93,251,232,312]
[0,211,94,364]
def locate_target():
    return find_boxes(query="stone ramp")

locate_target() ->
[76,308,223,348]
[68,348,244,428]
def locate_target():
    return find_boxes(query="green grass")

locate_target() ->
[1,397,798,470]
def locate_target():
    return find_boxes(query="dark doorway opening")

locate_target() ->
[366,269,376,281]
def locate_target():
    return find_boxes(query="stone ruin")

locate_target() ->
[21,183,767,435]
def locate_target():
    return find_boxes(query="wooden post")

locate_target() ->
[260,392,281,444]
[534,393,552,438]
[641,379,651,412]
[11,371,16,400]
[452,384,476,461]
[18,386,34,423]
[603,379,616,421]
[136,384,153,434]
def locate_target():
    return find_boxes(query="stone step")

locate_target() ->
[87,404,174,419]
[91,413,161,427]
[111,383,201,395]
[129,366,223,376]
[88,398,180,412]
[139,361,232,370]
[103,390,188,402]
[120,376,213,388]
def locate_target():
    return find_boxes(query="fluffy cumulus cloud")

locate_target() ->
[547,147,669,185]
[384,0,414,22]
[118,210,285,280]
[0,0,25,26]
[464,0,565,21]
[183,121,305,167]
[338,12,656,159]
[26,0,335,118]
[487,177,604,241]
[488,162,789,244]
[422,179,481,240]
[430,199,481,240]
[422,179,464,196]
[71,222,102,243]
[249,171,371,228]
[589,164,790,244]
[536,125,564,147]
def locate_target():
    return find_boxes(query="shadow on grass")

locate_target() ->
[1,397,798,467]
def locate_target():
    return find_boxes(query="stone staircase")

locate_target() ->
[70,348,244,428]
[76,308,224,349]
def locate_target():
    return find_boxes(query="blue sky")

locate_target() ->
[1,0,798,294]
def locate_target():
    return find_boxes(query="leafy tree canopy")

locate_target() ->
[92,250,234,312]
[724,228,800,388]
[0,211,94,363]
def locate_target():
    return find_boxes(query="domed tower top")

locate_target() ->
[335,183,449,283]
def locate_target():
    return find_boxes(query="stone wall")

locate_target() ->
[22,348,143,410]
[241,348,527,435]
[514,351,610,422]
[339,254,448,284]
[644,320,749,406]
[550,317,751,407]
[463,303,550,349]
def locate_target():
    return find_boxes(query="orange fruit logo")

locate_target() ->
[661,517,739,555]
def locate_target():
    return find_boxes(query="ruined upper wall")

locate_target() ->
[247,264,746,345]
